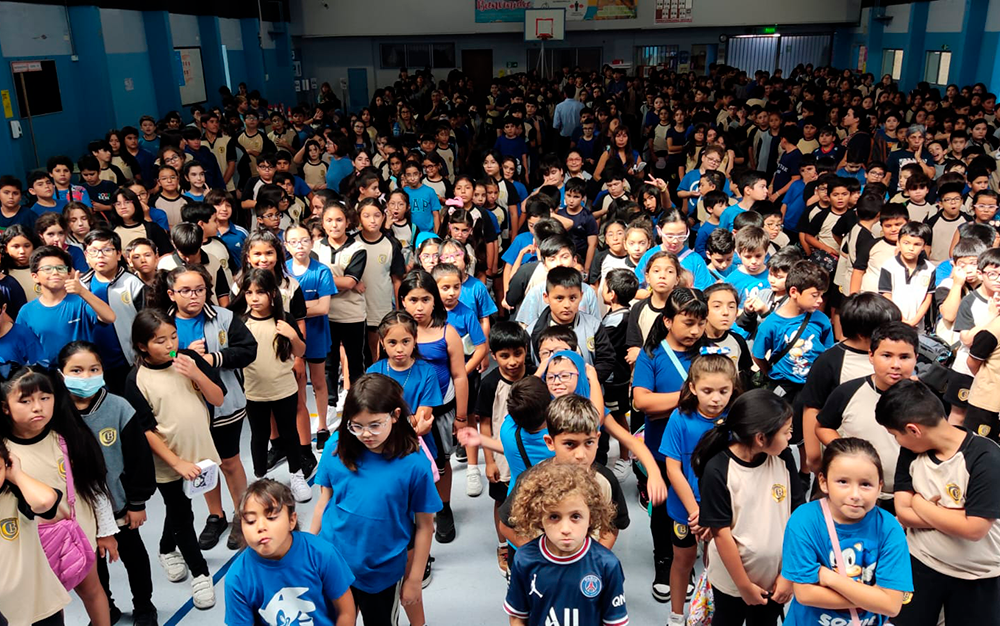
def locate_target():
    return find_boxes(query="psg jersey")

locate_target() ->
[504,536,629,626]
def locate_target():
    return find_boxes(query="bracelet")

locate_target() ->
[455,416,468,423]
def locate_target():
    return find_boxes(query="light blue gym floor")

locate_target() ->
[65,392,692,625]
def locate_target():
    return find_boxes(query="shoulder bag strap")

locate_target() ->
[768,312,813,366]
[55,435,77,520]
[820,498,862,626]
[515,426,533,469]
[659,339,690,380]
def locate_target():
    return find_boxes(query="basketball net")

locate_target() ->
[537,34,552,80]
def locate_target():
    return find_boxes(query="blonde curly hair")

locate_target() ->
[508,462,616,540]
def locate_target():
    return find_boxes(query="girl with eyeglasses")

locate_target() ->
[148,265,257,551]
[109,188,173,255]
[310,373,441,626]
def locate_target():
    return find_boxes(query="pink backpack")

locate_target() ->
[37,435,97,590]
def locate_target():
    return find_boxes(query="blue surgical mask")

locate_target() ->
[63,374,105,398]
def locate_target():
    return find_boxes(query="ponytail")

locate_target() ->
[692,388,791,477]
[642,287,707,357]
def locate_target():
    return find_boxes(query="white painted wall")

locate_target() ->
[0,2,72,57]
[169,13,201,48]
[100,9,147,55]
[219,17,244,50]
[883,3,912,34]
[926,0,965,33]
[290,0,861,37]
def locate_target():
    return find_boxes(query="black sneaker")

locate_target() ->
[198,514,228,550]
[454,446,468,464]
[316,429,331,451]
[133,608,158,626]
[435,508,456,543]
[651,558,671,603]
[226,517,245,550]
[422,555,435,588]
[638,489,650,511]
[266,444,286,472]
[90,603,122,626]
[300,450,318,479]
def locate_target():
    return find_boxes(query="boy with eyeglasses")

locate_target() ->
[78,229,145,392]
[15,245,115,366]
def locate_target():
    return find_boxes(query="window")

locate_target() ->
[379,43,456,69]
[11,60,62,117]
[925,51,951,85]
[636,45,678,70]
[882,48,903,81]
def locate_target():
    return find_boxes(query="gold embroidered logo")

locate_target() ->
[99,427,117,446]
[587,337,595,351]
[0,517,17,541]
[771,483,787,503]
[218,330,227,346]
[946,482,963,505]
[902,591,913,605]
[978,424,992,437]
[958,389,971,401]
[379,254,388,264]
[33,284,41,295]
[121,291,131,305]
[58,457,66,479]
[673,522,689,540]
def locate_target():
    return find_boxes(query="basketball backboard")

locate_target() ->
[524,8,566,42]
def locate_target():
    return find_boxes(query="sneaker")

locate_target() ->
[198,514,228,550]
[133,608,158,626]
[669,612,685,626]
[435,507,456,543]
[497,545,509,576]
[326,405,341,432]
[300,450,318,479]
[290,470,313,502]
[686,573,696,601]
[316,429,331,450]
[191,574,216,610]
[651,558,671,603]
[611,458,631,482]
[90,602,122,626]
[638,489,650,511]
[465,467,484,497]
[158,551,188,583]
[226,517,245,550]
[454,447,468,464]
[422,556,435,588]
[266,444,286,472]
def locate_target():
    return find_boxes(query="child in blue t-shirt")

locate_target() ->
[496,377,553,491]
[311,374,442,626]
[16,245,116,365]
[402,162,442,234]
[782,438,912,626]
[660,353,739,626]
[226,480,355,625]
[495,117,528,178]
[728,226,771,339]
[752,260,834,402]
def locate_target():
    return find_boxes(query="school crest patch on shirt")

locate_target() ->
[99,427,118,446]
[771,483,787,503]
[0,517,18,540]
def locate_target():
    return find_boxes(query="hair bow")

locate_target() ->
[700,345,731,356]
[445,197,464,208]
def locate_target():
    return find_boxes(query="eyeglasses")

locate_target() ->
[419,253,439,261]
[165,155,181,163]
[114,200,134,208]
[975,204,997,210]
[985,271,1000,281]
[159,176,178,182]
[258,164,274,170]
[37,264,70,275]
[662,231,689,242]
[87,247,116,258]
[286,239,311,247]
[171,287,207,297]
[347,418,388,436]
[545,371,579,384]
[440,253,462,263]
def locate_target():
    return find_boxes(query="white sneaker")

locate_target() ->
[466,467,484,497]
[158,551,188,583]
[290,470,313,502]
[191,574,216,610]
[326,405,341,431]
[611,458,631,483]
[668,612,685,626]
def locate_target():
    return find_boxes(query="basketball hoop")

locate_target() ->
[538,34,552,41]
[536,34,552,79]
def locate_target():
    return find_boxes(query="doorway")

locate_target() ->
[347,68,368,113]
[462,49,493,101]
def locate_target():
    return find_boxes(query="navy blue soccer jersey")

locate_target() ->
[504,536,629,626]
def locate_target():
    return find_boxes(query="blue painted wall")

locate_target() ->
[0,3,295,180]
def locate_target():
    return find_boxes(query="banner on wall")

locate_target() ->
[475,0,636,23]
[655,0,693,23]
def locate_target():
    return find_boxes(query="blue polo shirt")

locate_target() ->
[660,408,723,522]
[16,294,103,366]
[287,258,337,360]
[499,416,553,491]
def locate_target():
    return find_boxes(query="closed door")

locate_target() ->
[462,49,493,100]
[347,68,368,113]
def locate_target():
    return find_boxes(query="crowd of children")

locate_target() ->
[2,65,1000,626]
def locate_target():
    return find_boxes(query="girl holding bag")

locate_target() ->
[781,438,913,625]
[0,367,119,626]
